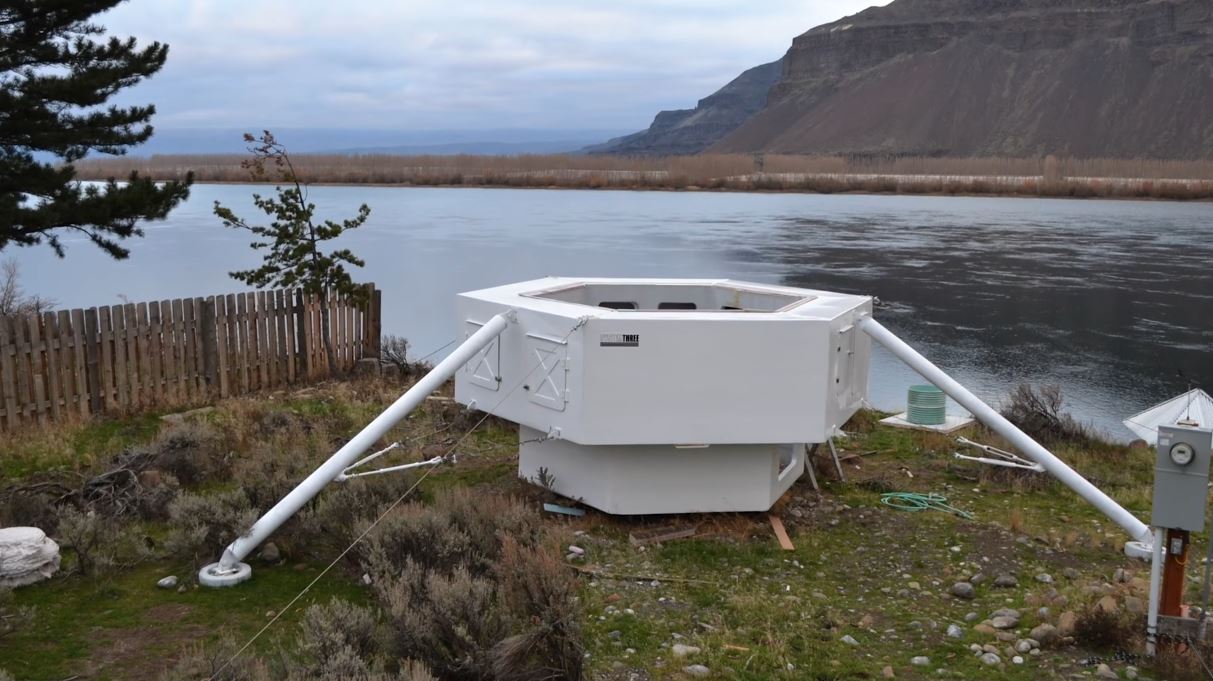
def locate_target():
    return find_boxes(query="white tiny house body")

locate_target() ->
[454,277,872,514]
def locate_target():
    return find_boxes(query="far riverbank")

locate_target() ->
[75,153,1213,201]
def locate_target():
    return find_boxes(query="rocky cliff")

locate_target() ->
[588,60,781,156]
[606,0,1213,159]
[715,0,1213,158]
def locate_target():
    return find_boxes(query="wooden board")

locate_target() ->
[768,514,795,551]
[629,525,697,546]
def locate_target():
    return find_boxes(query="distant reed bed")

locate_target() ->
[74,153,1213,200]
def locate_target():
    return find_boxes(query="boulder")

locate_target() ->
[1057,611,1078,635]
[0,527,60,588]
[950,582,976,600]
[1028,623,1059,646]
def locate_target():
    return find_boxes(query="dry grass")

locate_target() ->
[74,153,1213,200]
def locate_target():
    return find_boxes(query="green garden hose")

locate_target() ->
[879,492,974,520]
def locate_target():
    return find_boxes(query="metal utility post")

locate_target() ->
[1146,422,1213,653]
[1161,529,1191,617]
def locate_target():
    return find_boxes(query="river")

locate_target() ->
[16,184,1213,440]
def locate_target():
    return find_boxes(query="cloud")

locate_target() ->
[100,0,892,130]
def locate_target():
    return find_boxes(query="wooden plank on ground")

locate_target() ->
[629,525,697,546]
[70,309,89,418]
[768,514,795,551]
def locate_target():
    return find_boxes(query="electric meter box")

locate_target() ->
[1151,423,1213,532]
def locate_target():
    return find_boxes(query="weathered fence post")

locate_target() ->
[82,305,101,412]
[294,289,310,380]
[369,284,382,358]
[201,297,219,398]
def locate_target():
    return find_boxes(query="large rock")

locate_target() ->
[991,616,1019,630]
[672,643,701,657]
[1029,623,1059,647]
[0,527,60,588]
[1057,611,1078,635]
[951,582,976,600]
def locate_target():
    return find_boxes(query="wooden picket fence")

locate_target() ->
[0,284,382,432]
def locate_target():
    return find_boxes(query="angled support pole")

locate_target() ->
[803,443,820,491]
[199,311,514,587]
[827,437,846,482]
[858,316,1153,547]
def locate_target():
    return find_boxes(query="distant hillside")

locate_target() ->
[604,0,1213,159]
[588,60,782,156]
[125,128,630,156]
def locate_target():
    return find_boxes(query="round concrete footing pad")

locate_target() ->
[198,561,252,587]
[1124,540,1160,561]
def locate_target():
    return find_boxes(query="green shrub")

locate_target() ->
[298,598,378,674]
[358,490,582,681]
[54,506,141,576]
[165,490,258,566]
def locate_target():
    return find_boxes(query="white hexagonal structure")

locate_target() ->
[454,277,872,514]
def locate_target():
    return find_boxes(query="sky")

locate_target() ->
[101,1,892,133]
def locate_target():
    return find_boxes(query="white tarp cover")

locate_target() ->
[0,526,60,588]
[1123,389,1213,444]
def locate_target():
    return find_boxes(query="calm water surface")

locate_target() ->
[18,185,1213,439]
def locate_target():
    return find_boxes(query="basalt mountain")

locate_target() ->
[602,0,1213,159]
[586,60,782,156]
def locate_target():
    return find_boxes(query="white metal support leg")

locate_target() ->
[858,317,1152,546]
[198,311,514,587]
[803,443,820,491]
[1147,526,1164,655]
[827,438,845,482]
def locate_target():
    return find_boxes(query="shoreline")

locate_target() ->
[73,152,1213,202]
[93,176,1213,203]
